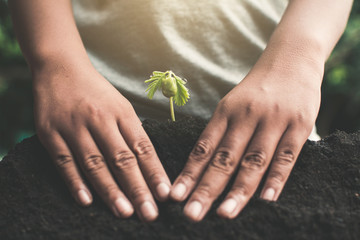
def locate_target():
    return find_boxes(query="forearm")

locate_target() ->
[8,0,92,75]
[253,0,353,85]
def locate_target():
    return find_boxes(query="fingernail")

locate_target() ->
[156,183,170,200]
[219,198,237,215]
[171,183,187,200]
[78,189,91,205]
[113,198,134,218]
[262,188,275,201]
[140,201,158,221]
[185,201,202,220]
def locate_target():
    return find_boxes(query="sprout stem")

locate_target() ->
[169,97,175,121]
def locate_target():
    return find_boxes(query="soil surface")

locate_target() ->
[1,117,360,240]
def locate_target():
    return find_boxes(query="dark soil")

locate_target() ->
[1,117,360,240]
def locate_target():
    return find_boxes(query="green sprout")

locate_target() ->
[145,70,190,121]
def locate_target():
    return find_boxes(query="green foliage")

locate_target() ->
[145,70,190,106]
[0,24,21,59]
[317,1,360,134]
[325,2,360,94]
[145,71,165,100]
[327,65,348,88]
[0,1,24,64]
[0,1,34,156]
[145,71,190,121]
[173,75,190,106]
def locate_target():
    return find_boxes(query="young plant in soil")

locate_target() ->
[145,71,190,121]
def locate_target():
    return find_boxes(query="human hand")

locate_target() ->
[33,65,170,222]
[169,58,323,221]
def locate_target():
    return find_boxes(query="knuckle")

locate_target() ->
[117,101,137,120]
[271,102,281,114]
[129,186,149,200]
[292,111,314,129]
[147,172,162,183]
[70,112,81,125]
[36,126,51,139]
[112,151,137,171]
[276,149,296,165]
[66,177,83,189]
[189,139,213,163]
[241,150,267,171]
[195,183,213,199]
[244,101,255,116]
[218,97,258,119]
[210,150,235,174]
[78,101,107,123]
[54,154,73,168]
[37,126,58,144]
[217,99,230,115]
[83,154,105,174]
[66,179,81,192]
[231,183,249,197]
[295,111,306,124]
[179,169,198,184]
[268,170,286,183]
[85,102,102,118]
[120,100,134,113]
[133,140,154,157]
[104,184,120,200]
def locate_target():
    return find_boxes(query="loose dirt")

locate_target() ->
[1,117,359,240]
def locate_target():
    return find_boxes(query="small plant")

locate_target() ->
[145,70,190,121]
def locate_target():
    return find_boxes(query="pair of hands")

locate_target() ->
[34,59,321,222]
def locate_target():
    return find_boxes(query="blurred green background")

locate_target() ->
[1,2,360,159]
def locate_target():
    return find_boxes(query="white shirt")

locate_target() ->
[71,0,320,140]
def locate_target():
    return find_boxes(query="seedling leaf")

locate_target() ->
[145,75,163,99]
[144,70,190,121]
[173,75,190,106]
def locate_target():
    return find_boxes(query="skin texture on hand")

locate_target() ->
[33,65,171,222]
[9,0,353,222]
[9,0,171,222]
[169,0,353,221]
[170,58,322,221]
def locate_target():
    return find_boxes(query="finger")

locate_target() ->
[89,120,158,222]
[217,122,284,219]
[118,116,171,202]
[260,124,309,201]
[63,128,134,219]
[183,124,254,222]
[40,131,92,206]
[169,113,228,202]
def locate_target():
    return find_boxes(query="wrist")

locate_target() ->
[21,27,92,75]
[250,37,325,89]
[261,36,324,72]
[30,50,94,84]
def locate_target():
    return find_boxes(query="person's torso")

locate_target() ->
[72,0,289,120]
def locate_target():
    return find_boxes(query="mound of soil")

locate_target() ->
[1,117,360,240]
